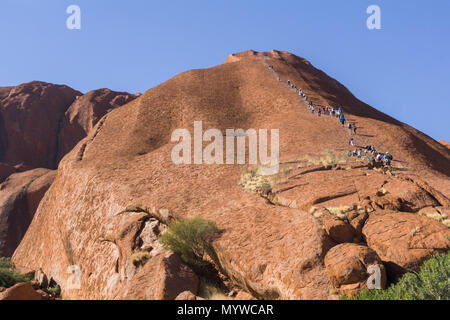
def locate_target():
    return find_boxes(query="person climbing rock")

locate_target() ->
[349,138,355,146]
[318,109,322,117]
[376,153,383,162]
[353,124,357,135]
[340,113,346,126]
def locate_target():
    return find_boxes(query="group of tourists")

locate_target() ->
[287,79,347,126]
[265,63,395,172]
[349,145,393,169]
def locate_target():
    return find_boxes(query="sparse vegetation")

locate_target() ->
[160,217,219,266]
[298,149,349,169]
[418,208,450,228]
[0,257,32,288]
[198,278,233,300]
[348,252,450,300]
[130,251,152,268]
[47,284,61,297]
[239,166,274,196]
[326,205,354,220]
[410,226,421,237]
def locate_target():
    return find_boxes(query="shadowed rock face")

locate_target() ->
[0,82,139,171]
[0,81,81,169]
[0,169,55,257]
[11,50,450,300]
[0,83,138,259]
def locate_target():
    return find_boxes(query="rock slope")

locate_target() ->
[12,50,450,300]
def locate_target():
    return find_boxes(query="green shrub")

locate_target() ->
[160,217,219,266]
[0,257,13,269]
[0,257,32,288]
[47,284,61,297]
[349,252,450,300]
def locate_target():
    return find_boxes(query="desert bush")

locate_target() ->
[239,166,273,196]
[418,208,450,227]
[0,257,13,269]
[0,257,32,288]
[326,205,354,220]
[130,251,152,268]
[47,284,61,297]
[160,217,219,266]
[349,252,450,300]
[301,149,348,168]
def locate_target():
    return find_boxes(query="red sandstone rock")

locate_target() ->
[175,291,199,300]
[0,81,81,169]
[0,282,42,300]
[324,243,386,296]
[321,210,355,244]
[0,168,55,257]
[122,252,199,300]
[362,211,450,276]
[57,88,139,162]
[11,50,450,300]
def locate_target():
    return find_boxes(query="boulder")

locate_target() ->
[362,211,450,276]
[380,179,440,212]
[321,210,355,244]
[324,243,386,296]
[175,291,200,300]
[123,252,199,300]
[0,282,42,300]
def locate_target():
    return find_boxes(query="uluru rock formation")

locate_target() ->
[9,50,450,300]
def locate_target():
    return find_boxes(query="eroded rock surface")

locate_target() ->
[362,211,450,276]
[0,168,55,257]
[324,243,386,296]
[11,50,450,300]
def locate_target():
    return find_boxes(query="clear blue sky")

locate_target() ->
[1,0,449,141]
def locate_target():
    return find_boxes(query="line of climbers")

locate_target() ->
[266,62,395,172]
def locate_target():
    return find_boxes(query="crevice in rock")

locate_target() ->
[397,175,450,207]
[311,190,359,206]
[76,115,108,162]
